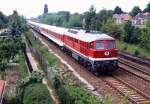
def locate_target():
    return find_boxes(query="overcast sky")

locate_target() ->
[0,0,149,18]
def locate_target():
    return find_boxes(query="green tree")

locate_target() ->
[9,11,28,36]
[0,37,22,71]
[44,4,48,14]
[114,6,123,14]
[101,19,122,39]
[0,11,8,29]
[98,9,113,29]
[83,5,96,30]
[122,21,134,43]
[139,28,150,50]
[130,6,141,17]
[143,2,150,12]
[65,14,82,27]
[139,20,150,50]
[58,11,70,22]
[41,11,70,26]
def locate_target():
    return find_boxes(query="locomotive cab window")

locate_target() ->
[96,42,104,49]
[108,41,115,49]
[89,43,94,48]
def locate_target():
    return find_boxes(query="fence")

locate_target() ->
[25,35,60,88]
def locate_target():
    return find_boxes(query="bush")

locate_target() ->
[30,70,44,83]
[23,83,54,104]
[123,44,128,51]
[17,70,44,87]
[134,48,140,56]
[57,84,100,104]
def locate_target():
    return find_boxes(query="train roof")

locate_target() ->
[65,29,114,42]
[28,21,114,42]
[28,21,67,34]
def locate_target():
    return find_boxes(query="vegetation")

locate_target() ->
[18,51,28,79]
[0,11,8,29]
[9,10,28,36]
[84,7,113,30]
[58,84,100,104]
[0,37,22,71]
[113,6,123,14]
[139,21,150,50]
[129,6,141,17]
[101,19,122,39]
[25,30,103,104]
[143,2,150,12]
[44,4,48,14]
[16,70,52,104]
[41,11,70,27]
[122,21,135,43]
[23,83,53,104]
[65,13,82,27]
[116,40,150,58]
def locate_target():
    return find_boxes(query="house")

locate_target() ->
[113,13,132,25]
[132,12,150,28]
[0,80,5,104]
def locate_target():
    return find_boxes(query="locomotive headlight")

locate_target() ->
[104,51,110,56]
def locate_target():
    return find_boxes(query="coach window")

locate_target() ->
[96,42,104,49]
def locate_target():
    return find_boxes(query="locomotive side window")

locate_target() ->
[96,42,104,49]
[108,41,115,49]
[89,43,94,48]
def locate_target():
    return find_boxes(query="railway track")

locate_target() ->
[30,29,150,104]
[119,62,150,83]
[119,58,150,75]
[102,76,150,104]
[119,52,150,68]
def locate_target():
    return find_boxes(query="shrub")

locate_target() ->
[123,44,128,51]
[134,48,140,56]
[30,70,44,83]
[57,84,100,104]
[23,83,54,104]
[17,70,44,87]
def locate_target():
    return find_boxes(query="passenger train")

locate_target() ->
[28,21,118,76]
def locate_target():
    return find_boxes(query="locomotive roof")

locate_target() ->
[28,21,114,42]
[65,30,114,42]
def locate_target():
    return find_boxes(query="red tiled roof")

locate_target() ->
[0,80,5,97]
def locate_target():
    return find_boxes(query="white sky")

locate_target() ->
[0,0,149,18]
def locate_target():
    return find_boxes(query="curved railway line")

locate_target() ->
[31,29,150,104]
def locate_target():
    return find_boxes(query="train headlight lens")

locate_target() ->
[104,51,110,56]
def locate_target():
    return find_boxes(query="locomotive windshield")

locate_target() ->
[108,41,115,49]
[95,41,115,50]
[96,42,104,49]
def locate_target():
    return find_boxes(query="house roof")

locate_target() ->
[113,13,132,21]
[134,12,150,20]
[0,80,5,98]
